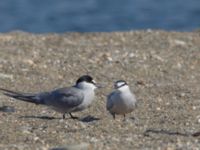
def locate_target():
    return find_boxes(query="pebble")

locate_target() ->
[173,40,186,46]
[197,118,200,124]
[156,107,161,111]
[50,143,90,150]
[0,73,13,80]
[19,126,33,134]
[23,59,35,66]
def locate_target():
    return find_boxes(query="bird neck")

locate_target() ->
[76,81,96,91]
[118,85,130,92]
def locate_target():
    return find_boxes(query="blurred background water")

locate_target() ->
[0,0,200,33]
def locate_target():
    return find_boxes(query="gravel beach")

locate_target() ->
[0,31,200,150]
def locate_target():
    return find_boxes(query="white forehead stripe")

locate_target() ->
[115,81,127,88]
[117,82,125,87]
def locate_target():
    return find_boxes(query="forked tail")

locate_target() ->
[0,88,45,105]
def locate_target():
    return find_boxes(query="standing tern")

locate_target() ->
[0,75,101,119]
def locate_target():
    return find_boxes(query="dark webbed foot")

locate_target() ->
[69,113,78,119]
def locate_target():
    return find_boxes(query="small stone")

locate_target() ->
[153,54,164,62]
[0,73,13,80]
[174,40,186,46]
[50,143,90,150]
[24,59,35,66]
[34,136,40,141]
[192,106,196,110]
[90,137,98,142]
[157,97,162,102]
[106,56,113,62]
[79,122,87,128]
[129,53,135,58]
[43,64,48,68]
[19,126,33,134]
[156,107,161,111]
[180,93,186,97]
[166,102,170,106]
[101,53,113,62]
[185,122,190,126]
[58,75,64,80]
[176,63,182,69]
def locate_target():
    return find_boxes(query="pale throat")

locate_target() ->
[77,82,96,90]
[118,85,130,92]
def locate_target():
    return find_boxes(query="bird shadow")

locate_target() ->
[0,105,15,113]
[19,115,58,120]
[143,128,192,137]
[19,115,100,122]
[79,115,100,123]
[143,128,200,137]
[130,117,136,120]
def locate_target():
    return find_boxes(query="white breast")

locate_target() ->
[76,89,95,111]
[108,86,136,115]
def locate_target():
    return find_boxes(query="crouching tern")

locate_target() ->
[106,80,137,120]
[0,75,100,119]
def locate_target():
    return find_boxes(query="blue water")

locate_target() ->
[0,0,200,33]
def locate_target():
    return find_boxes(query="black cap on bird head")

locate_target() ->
[114,80,127,89]
[76,75,96,85]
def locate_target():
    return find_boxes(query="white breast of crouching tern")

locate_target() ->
[107,84,137,115]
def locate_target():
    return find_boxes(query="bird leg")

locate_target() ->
[69,113,78,119]
[123,114,126,121]
[63,113,66,119]
[112,113,116,119]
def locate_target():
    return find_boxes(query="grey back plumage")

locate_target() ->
[0,87,84,113]
[44,87,84,112]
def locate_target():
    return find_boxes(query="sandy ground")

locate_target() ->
[0,30,200,150]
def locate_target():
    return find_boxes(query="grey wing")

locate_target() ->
[106,92,115,111]
[45,87,84,110]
